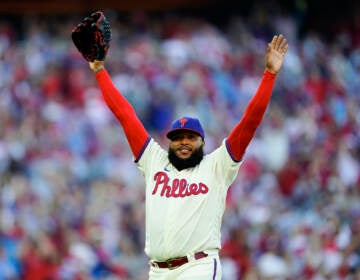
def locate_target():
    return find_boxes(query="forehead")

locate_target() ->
[169,130,201,139]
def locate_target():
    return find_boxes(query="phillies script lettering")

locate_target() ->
[152,171,209,197]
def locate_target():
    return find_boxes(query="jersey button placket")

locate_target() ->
[163,201,172,258]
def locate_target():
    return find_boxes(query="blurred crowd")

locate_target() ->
[0,4,360,280]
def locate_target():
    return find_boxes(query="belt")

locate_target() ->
[150,251,208,270]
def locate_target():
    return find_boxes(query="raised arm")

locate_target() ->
[226,34,288,162]
[71,11,150,160]
[90,60,150,161]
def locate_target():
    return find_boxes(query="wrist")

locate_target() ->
[93,66,104,74]
[264,69,277,76]
[89,60,105,73]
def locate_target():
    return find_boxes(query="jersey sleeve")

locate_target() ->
[136,139,168,178]
[226,70,276,162]
[206,140,243,189]
[95,69,150,161]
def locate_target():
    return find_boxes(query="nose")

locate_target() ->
[179,135,191,144]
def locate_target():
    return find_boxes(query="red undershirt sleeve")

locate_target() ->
[95,69,150,161]
[226,70,277,162]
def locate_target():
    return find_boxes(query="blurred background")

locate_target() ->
[0,0,359,279]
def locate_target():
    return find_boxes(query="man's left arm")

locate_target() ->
[226,34,288,161]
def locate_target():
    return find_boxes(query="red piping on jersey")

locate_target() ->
[226,70,276,162]
[95,69,150,160]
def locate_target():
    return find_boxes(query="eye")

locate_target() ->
[171,135,182,141]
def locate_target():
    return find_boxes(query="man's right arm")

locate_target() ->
[90,61,150,161]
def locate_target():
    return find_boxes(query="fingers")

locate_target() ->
[278,36,288,55]
[275,34,284,49]
[281,44,289,55]
[270,34,288,55]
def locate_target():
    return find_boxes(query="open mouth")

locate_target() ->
[177,147,192,156]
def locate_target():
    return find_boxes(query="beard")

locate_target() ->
[168,145,204,171]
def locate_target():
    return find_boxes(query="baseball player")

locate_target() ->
[72,11,288,280]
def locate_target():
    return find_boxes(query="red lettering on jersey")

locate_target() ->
[189,183,200,195]
[152,172,209,198]
[161,184,172,197]
[152,171,168,195]
[179,179,187,197]
[171,179,180,197]
[199,183,209,193]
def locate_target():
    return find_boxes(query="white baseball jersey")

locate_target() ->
[136,138,242,261]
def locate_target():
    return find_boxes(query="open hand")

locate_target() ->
[265,34,288,74]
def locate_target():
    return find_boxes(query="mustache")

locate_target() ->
[176,144,191,150]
